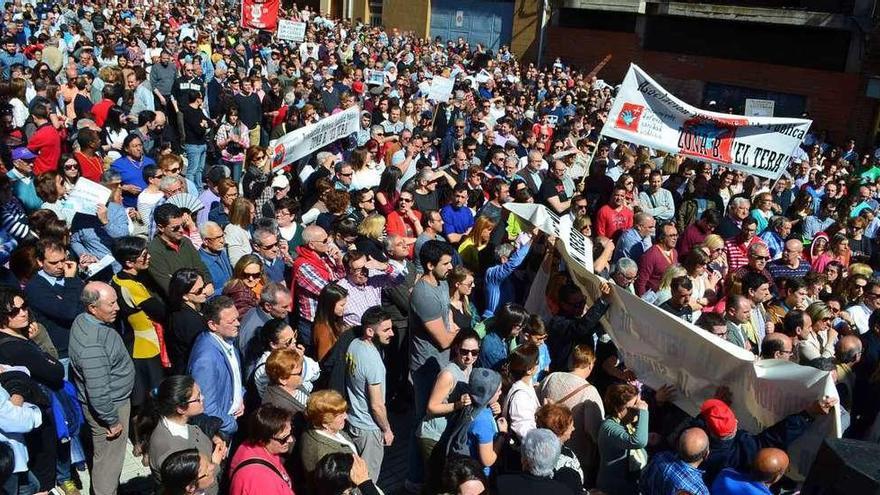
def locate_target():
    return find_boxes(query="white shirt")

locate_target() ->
[211,333,243,415]
[502,379,540,441]
[162,417,189,440]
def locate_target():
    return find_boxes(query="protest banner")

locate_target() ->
[428,75,454,102]
[505,202,840,479]
[268,105,361,170]
[602,64,811,180]
[67,178,111,215]
[745,98,776,117]
[277,19,306,42]
[240,0,280,30]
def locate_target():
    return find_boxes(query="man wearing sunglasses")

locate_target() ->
[147,204,213,298]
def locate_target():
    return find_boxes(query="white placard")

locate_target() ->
[67,178,111,215]
[427,75,454,103]
[277,19,306,42]
[602,64,811,180]
[365,69,386,86]
[455,10,464,27]
[745,98,776,117]
[269,105,362,170]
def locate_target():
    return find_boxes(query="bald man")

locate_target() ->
[835,335,862,410]
[760,333,793,361]
[640,427,710,494]
[710,447,789,494]
[69,281,134,495]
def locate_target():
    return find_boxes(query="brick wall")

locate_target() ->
[544,26,878,145]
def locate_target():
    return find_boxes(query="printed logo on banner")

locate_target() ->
[615,103,644,133]
[271,143,286,170]
[677,116,747,164]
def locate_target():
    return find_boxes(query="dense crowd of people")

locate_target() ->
[0,0,873,495]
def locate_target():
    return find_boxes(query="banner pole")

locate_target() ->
[579,131,604,191]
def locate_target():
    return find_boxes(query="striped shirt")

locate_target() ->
[337,266,405,326]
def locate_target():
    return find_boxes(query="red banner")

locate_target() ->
[240,0,280,30]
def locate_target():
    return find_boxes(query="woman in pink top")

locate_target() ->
[229,405,296,495]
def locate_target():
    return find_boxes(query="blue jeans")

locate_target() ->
[224,159,243,183]
[184,143,207,189]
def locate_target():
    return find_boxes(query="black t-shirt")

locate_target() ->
[414,190,439,213]
[538,176,570,213]
[235,92,263,128]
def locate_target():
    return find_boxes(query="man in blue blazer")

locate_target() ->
[187,295,243,436]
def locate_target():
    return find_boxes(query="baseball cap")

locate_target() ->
[352,81,365,94]
[700,399,737,438]
[271,174,290,189]
[12,147,37,161]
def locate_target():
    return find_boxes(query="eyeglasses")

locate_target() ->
[167,167,181,174]
[339,172,353,177]
[205,234,225,241]
[751,256,770,261]
[459,348,480,357]
[64,163,78,170]
[243,271,262,279]
[399,197,414,203]
[361,196,374,203]
[273,432,294,444]
[189,284,206,296]
[259,241,279,250]
[167,224,184,232]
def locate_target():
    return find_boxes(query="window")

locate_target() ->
[369,0,383,26]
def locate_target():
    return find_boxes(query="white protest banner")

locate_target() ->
[277,19,306,42]
[427,75,454,102]
[67,178,112,215]
[504,202,840,479]
[269,105,361,170]
[602,64,811,180]
[745,98,776,117]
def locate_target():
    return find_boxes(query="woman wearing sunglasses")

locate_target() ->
[222,255,266,317]
[417,329,481,471]
[229,404,295,495]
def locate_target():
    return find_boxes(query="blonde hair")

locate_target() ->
[357,214,386,240]
[658,264,687,292]
[701,234,725,252]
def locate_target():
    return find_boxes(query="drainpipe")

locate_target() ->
[536,0,547,68]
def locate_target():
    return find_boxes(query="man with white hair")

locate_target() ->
[69,281,133,495]
[292,225,345,353]
[496,428,574,493]
[716,197,751,240]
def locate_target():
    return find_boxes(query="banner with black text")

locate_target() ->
[601,64,811,180]
[269,105,361,170]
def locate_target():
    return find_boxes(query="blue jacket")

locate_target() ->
[199,248,233,292]
[710,468,771,495]
[187,332,243,435]
[482,242,530,318]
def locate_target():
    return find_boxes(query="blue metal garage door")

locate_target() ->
[430,0,514,53]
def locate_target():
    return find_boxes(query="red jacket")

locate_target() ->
[28,124,62,176]
[229,443,294,495]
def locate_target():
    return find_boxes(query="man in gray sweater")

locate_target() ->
[69,281,134,495]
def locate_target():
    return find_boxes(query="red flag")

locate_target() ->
[240,0,280,30]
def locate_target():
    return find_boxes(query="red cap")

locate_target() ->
[700,399,737,438]
[352,81,365,94]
